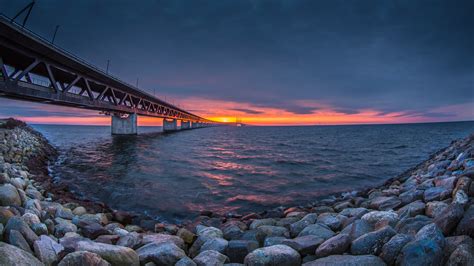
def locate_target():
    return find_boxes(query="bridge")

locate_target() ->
[0,15,220,134]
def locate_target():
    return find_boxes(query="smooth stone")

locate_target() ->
[453,190,468,205]
[72,206,87,216]
[200,237,229,254]
[379,234,413,265]
[4,216,39,246]
[244,244,300,266]
[315,233,351,258]
[178,228,197,244]
[297,223,335,240]
[361,211,398,226]
[333,201,353,212]
[398,190,424,205]
[225,240,259,263]
[112,210,133,225]
[56,207,74,220]
[0,183,21,206]
[263,236,286,247]
[82,222,110,239]
[255,225,289,244]
[433,203,464,235]
[349,219,373,241]
[142,233,185,249]
[395,215,432,235]
[136,242,186,265]
[396,200,425,218]
[8,229,33,254]
[176,257,198,266]
[75,239,139,266]
[33,235,64,266]
[423,187,450,202]
[55,220,78,237]
[289,213,318,237]
[58,251,111,266]
[194,250,229,266]
[425,201,448,218]
[275,217,300,228]
[282,235,325,255]
[434,176,457,190]
[302,254,386,266]
[117,232,143,249]
[0,206,15,224]
[446,243,474,266]
[21,212,40,226]
[317,213,342,231]
[351,225,396,255]
[444,235,474,254]
[95,234,120,245]
[452,176,471,197]
[0,242,43,266]
[196,226,224,238]
[396,239,443,266]
[415,223,445,249]
[370,196,401,211]
[455,205,474,237]
[72,214,101,227]
[249,218,276,229]
[339,208,369,218]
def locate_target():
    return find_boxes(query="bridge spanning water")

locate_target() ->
[0,15,220,134]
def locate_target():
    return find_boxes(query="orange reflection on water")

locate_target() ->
[201,172,233,186]
[226,194,293,205]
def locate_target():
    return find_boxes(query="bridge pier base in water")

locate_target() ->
[181,121,191,130]
[163,118,178,132]
[111,113,137,135]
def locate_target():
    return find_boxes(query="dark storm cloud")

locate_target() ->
[231,108,263,115]
[0,0,473,117]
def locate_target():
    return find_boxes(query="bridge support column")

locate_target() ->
[111,113,137,135]
[192,122,200,128]
[163,118,178,132]
[181,121,191,130]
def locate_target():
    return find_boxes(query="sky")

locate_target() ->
[0,0,473,126]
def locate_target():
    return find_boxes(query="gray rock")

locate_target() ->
[282,235,325,255]
[201,237,229,254]
[398,189,424,206]
[446,243,474,266]
[444,235,474,254]
[396,201,425,218]
[249,219,276,229]
[0,242,43,266]
[56,207,74,219]
[379,234,413,266]
[263,236,286,247]
[289,213,317,237]
[72,214,101,227]
[244,245,300,266]
[74,239,139,266]
[55,220,78,237]
[58,251,111,266]
[339,208,369,218]
[8,229,33,254]
[302,254,385,266]
[351,226,396,255]
[455,205,474,237]
[4,216,39,246]
[33,235,64,266]
[395,215,432,235]
[141,233,185,249]
[176,257,198,266]
[21,213,40,226]
[423,187,450,202]
[453,190,468,205]
[255,225,289,244]
[415,223,445,249]
[223,224,244,240]
[226,240,259,263]
[361,211,398,226]
[31,223,48,236]
[297,223,335,240]
[370,196,401,211]
[136,242,186,265]
[194,250,229,266]
[425,201,448,218]
[434,203,464,235]
[117,232,143,249]
[349,219,373,240]
[317,213,342,231]
[333,201,353,212]
[315,234,351,258]
[0,183,21,206]
[396,239,443,266]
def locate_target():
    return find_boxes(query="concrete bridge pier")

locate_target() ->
[192,122,200,128]
[111,113,137,135]
[163,118,178,132]
[181,121,191,130]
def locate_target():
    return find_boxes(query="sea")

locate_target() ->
[31,121,474,224]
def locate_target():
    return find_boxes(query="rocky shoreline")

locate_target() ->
[0,118,473,266]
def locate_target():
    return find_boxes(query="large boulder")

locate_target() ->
[193,250,229,266]
[425,201,448,218]
[8,229,33,254]
[348,219,373,240]
[315,234,351,258]
[303,254,385,266]
[379,234,413,265]
[289,213,318,237]
[74,239,139,266]
[141,233,185,249]
[0,242,43,266]
[244,245,301,266]
[446,243,474,266]
[396,201,425,218]
[116,232,143,249]
[423,187,450,202]
[0,183,21,206]
[415,223,445,249]
[297,223,335,240]
[200,237,228,254]
[58,251,111,266]
[33,235,64,266]
[317,213,342,231]
[351,226,396,255]
[433,203,464,235]
[395,215,431,235]
[282,235,325,255]
[455,205,474,237]
[396,239,443,266]
[4,216,39,246]
[136,242,186,265]
[361,211,398,226]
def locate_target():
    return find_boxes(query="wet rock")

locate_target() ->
[275,216,300,227]
[312,206,334,214]
[425,201,448,218]
[255,225,289,244]
[81,222,110,239]
[200,237,229,254]
[136,242,186,265]
[95,234,120,245]
[223,224,244,240]
[395,215,431,235]
[333,201,353,212]
[379,234,412,265]
[396,200,425,218]
[176,257,197,266]
[415,223,445,249]
[55,219,78,237]
[282,235,325,255]
[0,242,43,266]
[263,236,286,247]
[74,239,139,266]
[194,250,229,266]
[446,243,474,266]
[226,240,259,263]
[0,183,21,206]
[317,213,342,231]
[423,187,450,202]
[56,207,74,220]
[339,207,369,218]
[289,213,318,237]
[303,254,385,266]
[113,210,133,225]
[361,211,398,226]
[298,223,335,240]
[8,229,33,254]
[58,251,111,266]
[315,233,350,258]
[349,219,373,240]
[244,244,300,266]
[351,225,396,255]
[434,203,464,235]
[396,239,443,266]
[142,233,185,249]
[249,218,276,229]
[398,189,424,206]
[455,205,474,237]
[370,196,401,211]
[4,216,39,246]
[33,235,64,266]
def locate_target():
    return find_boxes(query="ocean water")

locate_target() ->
[32,121,474,223]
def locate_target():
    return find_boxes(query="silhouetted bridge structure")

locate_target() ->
[0,15,220,134]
